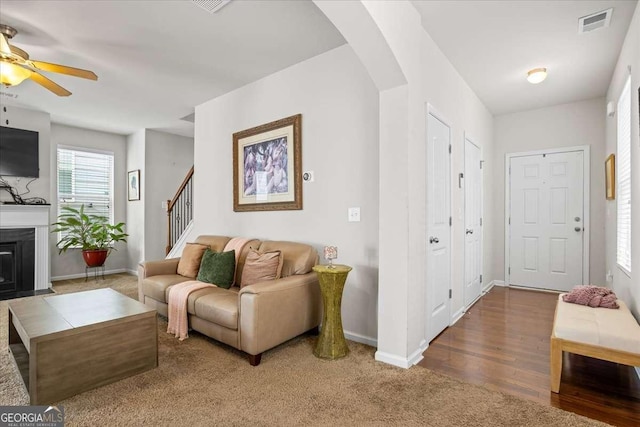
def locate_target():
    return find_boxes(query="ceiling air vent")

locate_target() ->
[191,0,232,14]
[578,8,613,34]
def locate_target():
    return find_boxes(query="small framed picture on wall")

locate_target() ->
[128,169,140,201]
[605,154,615,200]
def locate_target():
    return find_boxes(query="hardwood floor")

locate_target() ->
[418,286,640,427]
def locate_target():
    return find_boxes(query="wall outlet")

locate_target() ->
[606,270,613,283]
[348,207,361,222]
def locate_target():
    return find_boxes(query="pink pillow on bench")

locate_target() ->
[562,285,619,309]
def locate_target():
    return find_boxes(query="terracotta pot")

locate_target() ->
[82,249,108,267]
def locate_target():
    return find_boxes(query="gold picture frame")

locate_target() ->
[605,154,615,200]
[233,114,302,212]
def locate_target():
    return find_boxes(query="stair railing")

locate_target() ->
[166,166,194,255]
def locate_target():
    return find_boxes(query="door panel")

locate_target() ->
[426,112,451,343]
[509,151,584,291]
[464,138,482,308]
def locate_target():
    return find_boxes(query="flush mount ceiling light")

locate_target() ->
[527,68,547,84]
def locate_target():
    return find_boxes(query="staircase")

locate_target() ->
[166,166,194,255]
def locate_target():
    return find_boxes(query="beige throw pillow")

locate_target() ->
[177,243,209,278]
[240,249,283,288]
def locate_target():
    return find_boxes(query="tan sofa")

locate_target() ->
[138,235,321,365]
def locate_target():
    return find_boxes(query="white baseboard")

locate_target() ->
[374,340,428,369]
[451,307,465,325]
[344,330,377,347]
[408,339,429,366]
[126,269,138,276]
[51,268,129,281]
[489,280,505,288]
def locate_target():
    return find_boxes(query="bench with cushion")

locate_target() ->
[550,294,640,393]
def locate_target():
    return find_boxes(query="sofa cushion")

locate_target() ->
[177,243,209,278]
[240,249,283,288]
[257,241,317,277]
[194,287,240,330]
[142,274,187,303]
[197,249,236,289]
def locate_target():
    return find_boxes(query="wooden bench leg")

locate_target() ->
[550,337,562,393]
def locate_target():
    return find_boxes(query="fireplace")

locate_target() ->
[0,228,35,297]
[0,204,51,296]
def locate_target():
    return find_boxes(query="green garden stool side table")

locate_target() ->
[312,264,352,360]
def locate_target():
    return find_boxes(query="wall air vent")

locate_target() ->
[578,8,613,34]
[191,0,232,14]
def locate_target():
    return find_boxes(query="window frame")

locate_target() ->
[616,76,632,277]
[56,145,116,244]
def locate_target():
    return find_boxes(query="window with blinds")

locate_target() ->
[616,76,631,275]
[57,147,114,223]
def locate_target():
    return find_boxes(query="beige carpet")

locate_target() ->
[0,274,606,426]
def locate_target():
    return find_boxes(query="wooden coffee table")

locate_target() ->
[7,288,157,404]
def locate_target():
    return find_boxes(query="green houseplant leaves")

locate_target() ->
[51,205,128,255]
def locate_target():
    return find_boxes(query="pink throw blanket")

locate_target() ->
[562,285,619,309]
[223,237,252,285]
[167,238,252,341]
[167,280,216,340]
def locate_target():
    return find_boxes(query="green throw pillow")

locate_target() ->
[197,249,236,289]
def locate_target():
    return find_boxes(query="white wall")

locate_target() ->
[493,97,607,285]
[126,130,146,271]
[605,3,640,319]
[144,129,194,262]
[49,123,128,278]
[193,44,380,343]
[354,1,494,366]
[0,105,51,204]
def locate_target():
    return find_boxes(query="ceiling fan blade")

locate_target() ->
[0,34,11,55]
[29,71,71,96]
[30,60,97,80]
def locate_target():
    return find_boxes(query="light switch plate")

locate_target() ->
[348,207,361,222]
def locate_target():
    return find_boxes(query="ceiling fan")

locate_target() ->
[0,24,97,96]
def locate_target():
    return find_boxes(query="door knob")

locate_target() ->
[574,216,581,222]
[429,237,439,244]
[574,227,582,232]
[466,229,473,235]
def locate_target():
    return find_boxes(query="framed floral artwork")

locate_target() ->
[232,114,302,212]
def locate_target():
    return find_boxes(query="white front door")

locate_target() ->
[426,111,451,343]
[464,138,482,307]
[508,151,584,291]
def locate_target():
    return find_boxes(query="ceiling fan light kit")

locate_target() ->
[527,67,547,84]
[0,24,97,96]
[0,61,31,86]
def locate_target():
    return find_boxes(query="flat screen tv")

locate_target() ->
[0,126,39,178]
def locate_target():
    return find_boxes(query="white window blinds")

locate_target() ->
[57,147,114,222]
[616,77,631,274]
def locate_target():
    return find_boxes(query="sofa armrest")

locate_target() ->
[137,258,180,302]
[239,272,321,355]
[139,258,180,278]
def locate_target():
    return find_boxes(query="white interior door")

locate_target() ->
[508,151,584,291]
[426,111,451,343]
[464,138,482,307]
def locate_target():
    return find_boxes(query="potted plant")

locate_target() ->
[52,205,128,267]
